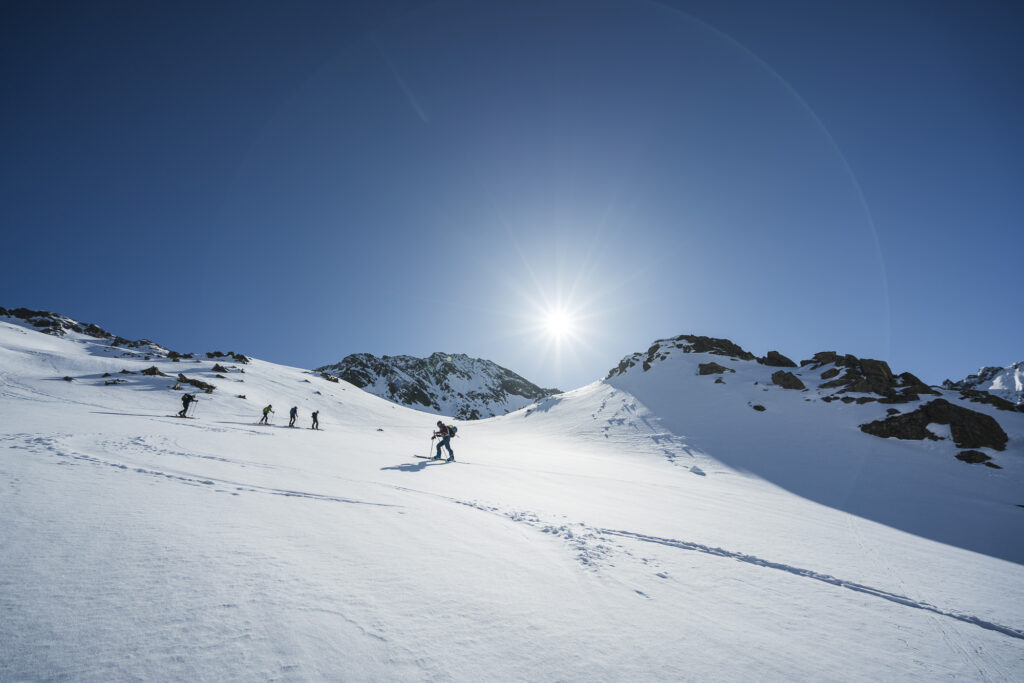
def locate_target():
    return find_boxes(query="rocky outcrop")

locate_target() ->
[802,351,939,404]
[956,389,1024,413]
[176,373,215,393]
[955,450,996,466]
[699,362,733,375]
[759,351,797,368]
[317,352,558,420]
[206,351,250,364]
[771,371,805,390]
[859,399,1008,451]
[607,335,755,378]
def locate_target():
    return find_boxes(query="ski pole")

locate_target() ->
[189,397,198,418]
[429,436,435,458]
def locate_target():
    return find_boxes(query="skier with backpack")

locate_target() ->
[259,404,274,425]
[178,393,196,418]
[432,420,457,461]
[289,406,298,427]
[311,410,319,430]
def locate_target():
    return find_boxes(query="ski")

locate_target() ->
[413,455,462,463]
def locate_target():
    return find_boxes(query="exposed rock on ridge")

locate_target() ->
[317,352,559,420]
[943,362,1024,409]
[607,335,755,378]
[859,399,1008,451]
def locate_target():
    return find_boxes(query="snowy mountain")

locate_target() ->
[316,352,559,419]
[2,316,1023,680]
[944,362,1024,407]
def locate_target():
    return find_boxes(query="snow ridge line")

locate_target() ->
[599,528,1024,642]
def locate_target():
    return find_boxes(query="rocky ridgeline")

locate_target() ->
[317,352,559,420]
[943,362,1024,408]
[0,306,169,353]
[606,333,1014,464]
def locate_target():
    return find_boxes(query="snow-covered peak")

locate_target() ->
[0,306,172,356]
[0,306,250,365]
[944,362,1024,406]
[316,351,559,420]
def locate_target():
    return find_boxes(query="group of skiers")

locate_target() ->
[259,404,319,430]
[175,396,457,460]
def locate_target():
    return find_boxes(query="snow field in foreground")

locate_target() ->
[1,321,1023,680]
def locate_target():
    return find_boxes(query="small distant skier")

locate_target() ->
[433,420,455,461]
[178,393,195,417]
[311,410,319,430]
[289,406,298,427]
[260,404,273,425]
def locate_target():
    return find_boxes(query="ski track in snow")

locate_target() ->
[6,428,1023,646]
[447,497,1024,644]
[2,432,399,509]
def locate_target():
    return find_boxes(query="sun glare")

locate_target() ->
[544,309,574,339]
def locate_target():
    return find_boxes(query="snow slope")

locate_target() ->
[2,319,1023,680]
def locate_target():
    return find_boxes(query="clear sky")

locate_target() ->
[3,0,1022,391]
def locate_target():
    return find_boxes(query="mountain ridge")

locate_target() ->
[316,351,560,420]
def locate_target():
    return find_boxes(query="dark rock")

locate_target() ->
[759,351,797,367]
[211,364,230,374]
[176,373,215,393]
[751,404,766,412]
[856,397,876,404]
[699,362,733,375]
[119,369,135,374]
[607,334,755,378]
[62,376,73,382]
[141,366,168,377]
[859,399,1008,450]
[319,372,340,383]
[714,377,725,384]
[102,372,111,378]
[771,371,805,390]
[886,408,900,415]
[955,450,991,464]
[802,351,839,369]
[820,368,840,380]
[104,379,127,386]
[958,389,1024,413]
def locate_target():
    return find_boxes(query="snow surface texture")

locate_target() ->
[945,362,1024,406]
[2,317,1023,680]
[317,352,558,420]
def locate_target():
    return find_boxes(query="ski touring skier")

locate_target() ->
[259,404,274,425]
[178,393,196,418]
[311,410,319,430]
[432,420,456,461]
[289,406,298,427]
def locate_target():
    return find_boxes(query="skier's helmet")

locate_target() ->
[437,420,443,426]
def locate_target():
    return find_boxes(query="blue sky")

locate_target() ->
[3,0,1021,391]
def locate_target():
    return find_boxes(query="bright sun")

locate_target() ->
[544,309,573,338]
